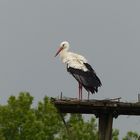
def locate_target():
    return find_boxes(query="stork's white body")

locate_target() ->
[60,51,88,72]
[55,41,102,100]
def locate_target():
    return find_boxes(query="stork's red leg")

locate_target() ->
[80,83,82,100]
[81,85,82,100]
[78,76,83,100]
[78,82,80,100]
[78,82,82,100]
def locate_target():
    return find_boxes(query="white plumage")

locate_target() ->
[55,41,102,100]
[61,52,88,72]
[58,41,88,71]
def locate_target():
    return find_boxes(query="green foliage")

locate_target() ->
[36,96,62,140]
[122,131,139,140]
[0,92,34,140]
[0,92,62,140]
[112,129,119,140]
[58,114,98,140]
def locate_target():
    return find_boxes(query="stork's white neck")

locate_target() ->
[59,48,68,59]
[58,41,71,63]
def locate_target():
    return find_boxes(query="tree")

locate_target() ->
[35,96,63,140]
[123,131,139,140]
[58,114,98,140]
[0,92,62,140]
[112,129,119,140]
[0,92,34,140]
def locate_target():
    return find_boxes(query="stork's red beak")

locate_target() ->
[54,47,63,57]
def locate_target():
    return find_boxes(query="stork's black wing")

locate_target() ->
[67,63,102,93]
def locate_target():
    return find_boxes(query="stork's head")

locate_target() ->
[55,41,70,57]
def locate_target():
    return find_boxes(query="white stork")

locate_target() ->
[55,41,102,100]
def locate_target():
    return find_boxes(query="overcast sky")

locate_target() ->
[0,0,140,138]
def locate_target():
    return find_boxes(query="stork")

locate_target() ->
[55,41,102,100]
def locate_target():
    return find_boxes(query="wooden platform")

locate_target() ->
[52,98,140,117]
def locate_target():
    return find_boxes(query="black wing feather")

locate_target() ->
[67,63,102,94]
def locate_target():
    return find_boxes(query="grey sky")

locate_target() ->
[0,0,140,138]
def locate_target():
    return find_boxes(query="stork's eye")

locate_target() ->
[62,44,65,47]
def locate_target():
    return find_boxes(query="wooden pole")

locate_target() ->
[98,113,113,140]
